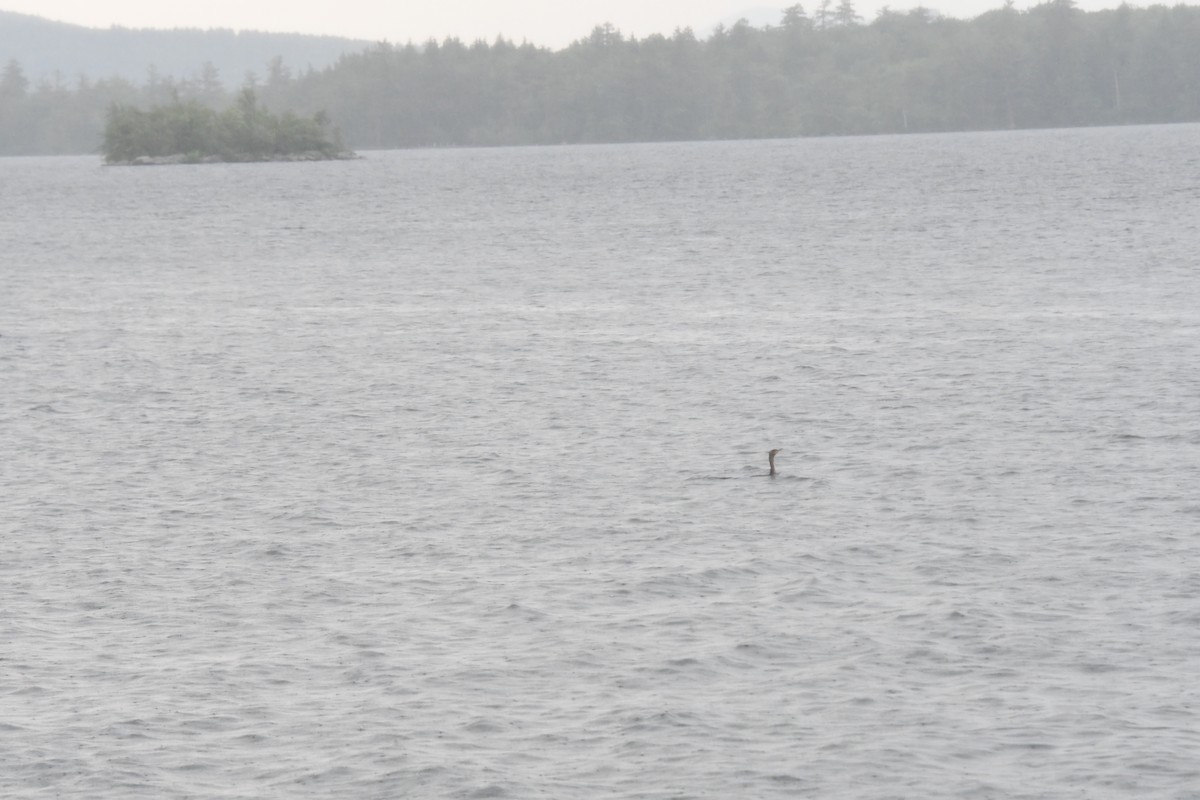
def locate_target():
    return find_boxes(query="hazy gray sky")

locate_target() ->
[3,0,1134,48]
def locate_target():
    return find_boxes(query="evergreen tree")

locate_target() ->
[834,0,863,26]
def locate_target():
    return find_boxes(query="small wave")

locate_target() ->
[489,603,547,621]
[1110,432,1185,444]
[685,473,816,482]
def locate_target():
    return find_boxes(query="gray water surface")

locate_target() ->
[3,127,1199,798]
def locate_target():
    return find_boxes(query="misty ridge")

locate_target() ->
[2,0,1199,156]
[0,11,366,91]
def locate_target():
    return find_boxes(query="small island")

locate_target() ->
[103,89,357,165]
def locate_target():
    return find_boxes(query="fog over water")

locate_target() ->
[3,126,1199,798]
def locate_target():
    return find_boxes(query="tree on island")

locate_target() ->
[102,88,351,164]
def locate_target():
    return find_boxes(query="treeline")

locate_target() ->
[3,0,1200,155]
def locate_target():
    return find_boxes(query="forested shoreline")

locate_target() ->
[3,0,1199,155]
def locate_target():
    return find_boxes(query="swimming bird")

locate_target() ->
[768,448,782,476]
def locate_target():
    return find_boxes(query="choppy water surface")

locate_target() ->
[3,126,1199,798]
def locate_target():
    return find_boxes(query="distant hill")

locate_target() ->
[0,10,370,86]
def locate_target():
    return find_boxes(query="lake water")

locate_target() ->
[2,126,1199,798]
